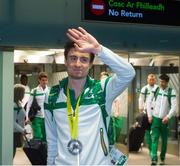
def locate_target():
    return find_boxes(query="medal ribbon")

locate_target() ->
[67,87,81,139]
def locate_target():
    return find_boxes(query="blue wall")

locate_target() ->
[0,0,180,52]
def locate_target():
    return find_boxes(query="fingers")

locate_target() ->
[74,43,86,53]
[74,43,81,51]
[66,32,78,43]
[72,28,84,37]
[67,28,86,39]
[78,27,88,35]
[67,27,88,41]
[66,28,84,44]
[67,29,80,40]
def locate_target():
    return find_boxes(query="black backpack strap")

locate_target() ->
[167,88,172,108]
[144,87,148,103]
[154,87,160,101]
[33,89,37,99]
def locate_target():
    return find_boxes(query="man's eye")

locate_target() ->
[70,56,77,61]
[81,57,89,63]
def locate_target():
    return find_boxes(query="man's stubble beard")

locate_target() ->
[69,74,87,80]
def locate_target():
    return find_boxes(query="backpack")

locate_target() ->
[28,89,41,121]
[47,78,115,147]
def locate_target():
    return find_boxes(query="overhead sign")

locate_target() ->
[83,0,180,26]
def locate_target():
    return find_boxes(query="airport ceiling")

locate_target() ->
[14,48,179,68]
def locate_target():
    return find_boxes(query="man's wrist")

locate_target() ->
[166,115,170,120]
[93,44,102,55]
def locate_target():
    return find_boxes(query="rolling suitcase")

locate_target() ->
[128,124,146,152]
[23,136,47,165]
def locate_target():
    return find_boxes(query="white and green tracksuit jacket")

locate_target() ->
[139,84,158,110]
[44,46,135,165]
[147,87,177,119]
[26,85,49,120]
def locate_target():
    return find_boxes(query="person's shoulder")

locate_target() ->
[30,87,37,94]
[50,84,59,93]
[170,88,176,95]
[87,76,99,87]
[45,86,50,92]
[25,85,30,91]
[32,86,39,90]
[49,84,60,96]
[154,84,159,89]
[141,85,148,92]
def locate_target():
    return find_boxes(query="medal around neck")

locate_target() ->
[66,88,83,155]
[67,139,83,155]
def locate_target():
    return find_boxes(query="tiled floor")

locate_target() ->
[13,147,180,165]
[13,148,31,165]
[128,148,180,165]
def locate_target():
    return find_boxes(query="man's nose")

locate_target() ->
[75,58,82,66]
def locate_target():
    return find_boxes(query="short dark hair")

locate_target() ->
[20,74,28,82]
[38,72,48,80]
[159,74,169,82]
[64,41,95,63]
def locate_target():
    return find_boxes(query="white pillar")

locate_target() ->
[0,51,14,165]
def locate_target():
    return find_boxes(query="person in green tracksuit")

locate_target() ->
[26,72,49,141]
[147,74,177,165]
[139,74,158,153]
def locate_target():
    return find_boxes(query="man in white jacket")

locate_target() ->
[147,74,177,165]
[44,27,135,165]
[26,72,49,141]
[138,74,158,152]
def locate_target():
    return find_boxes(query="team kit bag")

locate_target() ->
[23,136,47,165]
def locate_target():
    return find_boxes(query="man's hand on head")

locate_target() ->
[66,27,102,55]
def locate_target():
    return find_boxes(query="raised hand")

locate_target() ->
[66,27,102,55]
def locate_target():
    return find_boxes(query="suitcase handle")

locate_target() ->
[23,135,32,148]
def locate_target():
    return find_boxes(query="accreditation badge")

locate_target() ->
[109,146,128,165]
[67,139,83,155]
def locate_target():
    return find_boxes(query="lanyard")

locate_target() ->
[66,87,81,139]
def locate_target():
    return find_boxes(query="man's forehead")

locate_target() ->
[148,75,156,79]
[68,49,90,58]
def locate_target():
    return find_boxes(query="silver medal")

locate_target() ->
[67,139,82,155]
